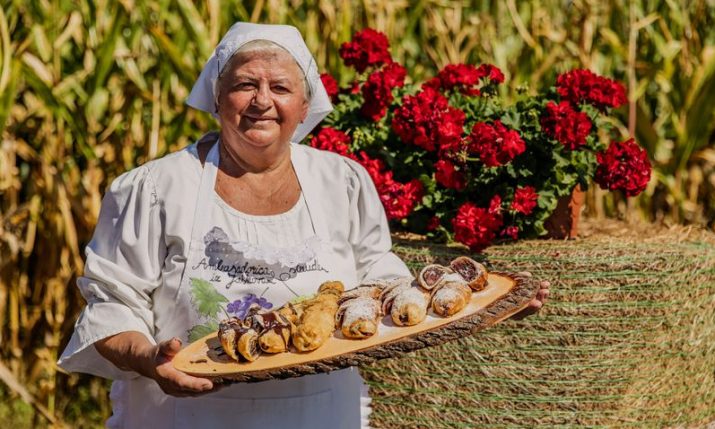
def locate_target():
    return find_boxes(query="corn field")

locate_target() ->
[0,0,714,427]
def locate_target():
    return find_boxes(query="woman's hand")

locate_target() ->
[143,337,217,397]
[95,332,217,397]
[510,272,550,320]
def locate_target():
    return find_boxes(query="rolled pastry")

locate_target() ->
[417,264,452,290]
[450,256,488,292]
[338,284,383,304]
[292,281,344,352]
[235,327,261,361]
[218,317,261,362]
[336,286,383,339]
[430,279,472,317]
[380,277,429,326]
[276,302,302,325]
[246,311,293,354]
[217,317,243,362]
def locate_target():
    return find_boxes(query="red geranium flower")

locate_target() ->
[427,216,441,231]
[488,194,503,215]
[351,151,385,182]
[427,64,481,95]
[380,178,424,221]
[511,186,539,215]
[451,196,504,252]
[350,81,361,94]
[501,226,519,240]
[423,63,504,96]
[351,151,423,220]
[310,127,351,156]
[392,87,466,153]
[477,64,505,84]
[594,139,651,197]
[540,101,592,150]
[434,159,466,190]
[320,73,339,102]
[556,69,627,110]
[339,29,392,73]
[360,62,406,121]
[468,120,526,167]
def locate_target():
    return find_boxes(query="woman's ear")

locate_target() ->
[300,99,309,123]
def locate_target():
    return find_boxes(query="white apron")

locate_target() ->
[108,142,364,429]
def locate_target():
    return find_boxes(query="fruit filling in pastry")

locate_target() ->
[450,256,488,292]
[417,264,452,290]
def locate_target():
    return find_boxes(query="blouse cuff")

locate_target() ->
[57,301,156,380]
[360,252,412,283]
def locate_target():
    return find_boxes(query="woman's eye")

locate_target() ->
[272,86,289,93]
[235,82,255,90]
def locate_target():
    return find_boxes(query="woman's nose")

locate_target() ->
[252,83,272,109]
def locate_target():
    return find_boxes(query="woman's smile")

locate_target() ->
[242,114,279,122]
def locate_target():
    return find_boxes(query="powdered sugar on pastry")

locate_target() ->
[390,286,429,326]
[431,280,472,317]
[337,296,382,338]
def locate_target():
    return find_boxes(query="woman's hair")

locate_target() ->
[216,39,312,105]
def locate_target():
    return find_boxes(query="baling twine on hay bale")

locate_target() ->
[362,220,715,428]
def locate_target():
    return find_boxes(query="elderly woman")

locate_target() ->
[59,22,547,428]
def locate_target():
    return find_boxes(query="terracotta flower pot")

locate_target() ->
[544,185,585,239]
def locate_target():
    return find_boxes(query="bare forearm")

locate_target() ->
[94,331,156,377]
[97,333,214,396]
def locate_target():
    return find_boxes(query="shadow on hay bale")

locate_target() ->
[362,220,715,428]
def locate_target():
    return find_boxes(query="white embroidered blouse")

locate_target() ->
[57,142,409,428]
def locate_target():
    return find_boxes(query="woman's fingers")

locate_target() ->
[171,369,213,392]
[529,297,543,310]
[536,287,550,301]
[516,271,532,277]
[156,363,214,395]
[508,276,550,320]
[152,337,215,396]
[510,301,539,320]
[158,337,182,358]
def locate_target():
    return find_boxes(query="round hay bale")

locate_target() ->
[362,220,715,428]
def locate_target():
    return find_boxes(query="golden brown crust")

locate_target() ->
[292,281,344,351]
[431,280,472,317]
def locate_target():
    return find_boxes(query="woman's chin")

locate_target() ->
[236,129,285,149]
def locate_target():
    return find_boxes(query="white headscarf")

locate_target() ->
[187,22,333,143]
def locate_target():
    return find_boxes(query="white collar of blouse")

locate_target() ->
[186,22,333,143]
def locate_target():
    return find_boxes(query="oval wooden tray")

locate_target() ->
[173,272,538,383]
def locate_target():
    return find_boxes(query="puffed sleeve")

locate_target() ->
[344,160,412,282]
[57,165,165,380]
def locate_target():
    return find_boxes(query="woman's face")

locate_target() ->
[216,49,309,150]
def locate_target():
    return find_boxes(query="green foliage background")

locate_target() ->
[0,0,714,427]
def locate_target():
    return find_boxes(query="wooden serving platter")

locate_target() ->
[173,272,538,383]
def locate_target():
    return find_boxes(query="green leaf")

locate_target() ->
[188,321,218,343]
[190,278,228,318]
